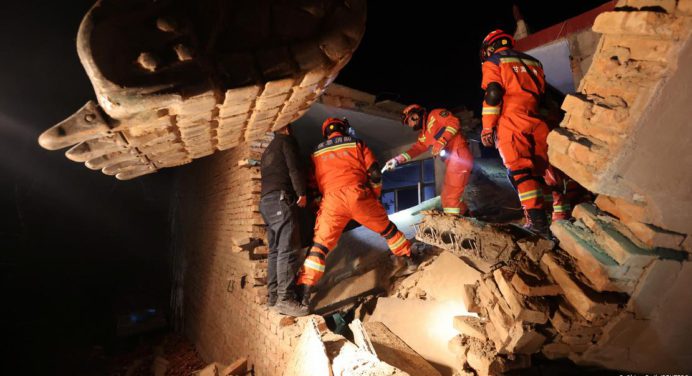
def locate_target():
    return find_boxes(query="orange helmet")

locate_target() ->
[480,29,514,62]
[321,117,350,139]
[402,104,426,131]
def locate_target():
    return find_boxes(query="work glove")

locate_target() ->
[432,140,447,157]
[382,157,399,173]
[481,128,495,148]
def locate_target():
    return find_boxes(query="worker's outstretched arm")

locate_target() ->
[383,134,427,173]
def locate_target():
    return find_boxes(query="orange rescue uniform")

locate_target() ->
[481,49,557,212]
[396,109,474,214]
[296,134,411,287]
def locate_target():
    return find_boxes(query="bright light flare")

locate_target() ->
[425,300,478,345]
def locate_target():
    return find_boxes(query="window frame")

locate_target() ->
[381,158,435,213]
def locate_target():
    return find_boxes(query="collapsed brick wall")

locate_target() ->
[173,135,315,375]
[38,0,366,180]
[412,208,688,374]
[549,0,692,241]
[543,0,692,371]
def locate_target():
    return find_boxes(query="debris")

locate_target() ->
[493,268,548,324]
[414,251,482,307]
[284,318,331,376]
[415,214,518,271]
[510,270,562,297]
[541,252,619,322]
[452,316,487,342]
[237,158,260,167]
[364,321,441,376]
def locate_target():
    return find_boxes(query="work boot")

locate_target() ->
[275,298,309,317]
[524,208,551,238]
[267,294,278,310]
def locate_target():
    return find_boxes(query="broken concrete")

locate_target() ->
[370,297,471,375]
[286,317,410,376]
[415,213,518,272]
[415,251,483,307]
[452,316,487,342]
[363,321,441,376]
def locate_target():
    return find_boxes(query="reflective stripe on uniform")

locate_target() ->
[482,106,501,115]
[443,207,461,214]
[401,152,412,161]
[553,204,571,213]
[388,233,410,255]
[427,116,436,130]
[519,189,541,201]
[500,57,541,67]
[445,126,458,135]
[313,142,357,157]
[388,234,407,250]
[303,258,325,272]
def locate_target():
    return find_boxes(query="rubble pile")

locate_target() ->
[391,200,686,375]
[284,317,440,376]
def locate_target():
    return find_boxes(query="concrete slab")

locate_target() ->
[370,297,474,376]
[416,251,483,308]
[364,321,442,376]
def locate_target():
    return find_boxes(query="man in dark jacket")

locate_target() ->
[259,124,308,316]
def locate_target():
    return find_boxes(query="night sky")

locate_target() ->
[0,1,608,374]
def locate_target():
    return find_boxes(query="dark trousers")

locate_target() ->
[259,191,302,301]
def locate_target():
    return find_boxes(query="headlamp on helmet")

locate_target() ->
[321,117,351,139]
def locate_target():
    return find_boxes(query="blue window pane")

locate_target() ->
[423,185,436,200]
[397,188,419,211]
[381,192,396,214]
[422,159,435,183]
[383,163,420,190]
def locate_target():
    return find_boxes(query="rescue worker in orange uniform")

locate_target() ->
[479,29,560,235]
[295,118,416,310]
[383,105,474,216]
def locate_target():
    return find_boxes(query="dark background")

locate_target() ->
[0,1,608,374]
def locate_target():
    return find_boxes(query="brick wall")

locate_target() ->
[173,134,315,375]
[545,1,692,371]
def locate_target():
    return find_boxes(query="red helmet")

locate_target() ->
[480,29,515,62]
[321,117,350,139]
[401,104,426,131]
